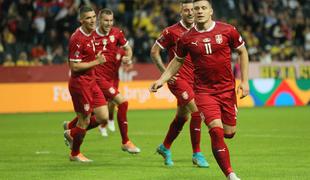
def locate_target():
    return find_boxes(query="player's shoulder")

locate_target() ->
[215,21,236,30]
[111,27,123,34]
[162,22,180,35]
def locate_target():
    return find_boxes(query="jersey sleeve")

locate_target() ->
[229,26,245,49]
[68,36,82,62]
[118,30,128,47]
[155,28,172,49]
[175,37,187,59]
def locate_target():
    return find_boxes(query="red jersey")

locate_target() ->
[156,21,194,84]
[176,21,245,94]
[68,27,96,86]
[93,27,127,81]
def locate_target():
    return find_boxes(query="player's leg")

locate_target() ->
[98,101,116,136]
[156,104,188,166]
[196,94,236,178]
[186,100,209,168]
[107,101,116,131]
[112,94,140,154]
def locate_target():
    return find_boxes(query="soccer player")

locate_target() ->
[65,6,108,162]
[150,0,249,179]
[150,0,208,167]
[98,48,133,136]
[93,8,140,153]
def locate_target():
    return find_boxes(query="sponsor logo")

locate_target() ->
[217,148,226,152]
[203,38,211,42]
[215,34,223,44]
[191,41,198,46]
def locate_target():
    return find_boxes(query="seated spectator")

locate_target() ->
[29,57,43,66]
[16,51,30,66]
[2,54,15,67]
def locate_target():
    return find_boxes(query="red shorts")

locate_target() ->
[69,83,107,115]
[195,90,238,126]
[168,79,194,106]
[96,79,120,101]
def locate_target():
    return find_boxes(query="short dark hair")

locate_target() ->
[98,8,113,18]
[193,0,212,5]
[180,0,193,4]
[79,6,94,18]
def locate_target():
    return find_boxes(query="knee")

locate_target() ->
[224,132,235,139]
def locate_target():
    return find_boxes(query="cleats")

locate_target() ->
[121,141,141,154]
[98,125,108,137]
[107,120,115,132]
[227,172,241,180]
[70,153,93,163]
[64,130,73,150]
[63,121,69,130]
[192,152,209,168]
[156,144,173,166]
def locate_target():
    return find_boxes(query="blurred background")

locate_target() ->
[0,0,309,113]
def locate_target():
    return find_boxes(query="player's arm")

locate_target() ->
[150,43,166,73]
[69,51,106,72]
[236,45,249,99]
[122,43,133,64]
[150,56,184,92]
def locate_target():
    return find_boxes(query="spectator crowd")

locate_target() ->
[0,0,309,67]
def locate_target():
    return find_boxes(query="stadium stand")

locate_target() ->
[0,0,309,65]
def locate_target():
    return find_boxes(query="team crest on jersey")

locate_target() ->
[74,51,80,58]
[215,34,223,44]
[181,91,189,100]
[109,35,115,42]
[116,53,121,60]
[84,104,90,112]
[109,87,116,94]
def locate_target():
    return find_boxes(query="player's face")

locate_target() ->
[181,3,194,25]
[80,11,97,32]
[100,14,114,33]
[193,0,213,24]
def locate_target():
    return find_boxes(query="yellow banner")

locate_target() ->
[0,80,254,113]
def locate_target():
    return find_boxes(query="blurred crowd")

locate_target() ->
[0,0,309,67]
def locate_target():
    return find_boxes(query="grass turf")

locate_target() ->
[0,106,309,180]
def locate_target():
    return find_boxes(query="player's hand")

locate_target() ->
[167,74,178,85]
[122,56,132,65]
[96,51,106,64]
[149,80,163,92]
[237,81,249,99]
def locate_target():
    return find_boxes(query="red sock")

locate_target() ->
[190,112,202,153]
[117,101,129,144]
[209,127,233,176]
[70,127,86,156]
[68,117,78,129]
[163,115,187,149]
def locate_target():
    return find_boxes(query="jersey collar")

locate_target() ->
[194,21,216,33]
[79,27,92,37]
[180,20,194,30]
[96,28,110,36]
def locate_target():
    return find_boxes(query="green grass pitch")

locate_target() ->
[0,107,309,180]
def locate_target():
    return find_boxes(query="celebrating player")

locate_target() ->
[64,6,108,162]
[150,0,208,167]
[150,0,249,179]
[93,8,140,153]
